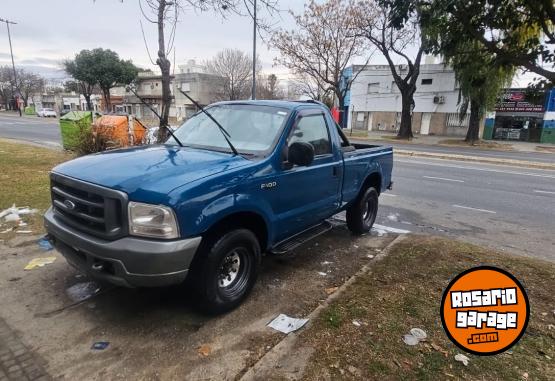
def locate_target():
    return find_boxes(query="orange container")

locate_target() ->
[92,115,147,148]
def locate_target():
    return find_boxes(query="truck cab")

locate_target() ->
[44,100,393,313]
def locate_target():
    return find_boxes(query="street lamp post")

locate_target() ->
[0,17,21,116]
[251,0,257,100]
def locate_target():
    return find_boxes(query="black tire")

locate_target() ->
[191,229,260,314]
[346,187,379,235]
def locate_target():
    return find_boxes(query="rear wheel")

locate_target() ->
[346,187,379,235]
[191,229,260,314]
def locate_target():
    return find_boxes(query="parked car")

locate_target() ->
[44,100,393,313]
[37,108,57,118]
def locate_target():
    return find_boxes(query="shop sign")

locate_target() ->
[495,90,544,112]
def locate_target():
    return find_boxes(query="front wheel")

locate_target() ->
[346,187,379,235]
[191,229,260,314]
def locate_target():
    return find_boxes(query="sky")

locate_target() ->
[0,0,534,86]
[0,0,308,82]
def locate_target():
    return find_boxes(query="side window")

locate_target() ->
[289,114,331,156]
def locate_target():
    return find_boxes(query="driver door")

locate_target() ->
[271,110,342,241]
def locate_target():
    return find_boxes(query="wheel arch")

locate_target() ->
[202,211,269,252]
[361,171,382,196]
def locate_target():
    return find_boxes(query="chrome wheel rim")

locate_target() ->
[218,251,241,288]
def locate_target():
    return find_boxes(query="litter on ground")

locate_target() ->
[38,237,54,251]
[267,314,309,334]
[352,320,362,327]
[91,342,109,350]
[403,328,428,346]
[454,353,470,366]
[198,344,212,357]
[402,334,420,346]
[24,257,57,270]
[66,282,101,303]
[325,286,339,295]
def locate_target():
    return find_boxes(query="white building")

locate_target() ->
[346,63,470,136]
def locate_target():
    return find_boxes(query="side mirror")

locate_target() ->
[288,142,315,167]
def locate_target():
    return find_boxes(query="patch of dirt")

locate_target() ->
[0,222,395,380]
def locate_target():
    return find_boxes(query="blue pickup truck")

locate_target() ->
[44,100,393,313]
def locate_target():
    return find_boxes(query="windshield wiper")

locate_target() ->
[125,85,184,147]
[177,88,239,156]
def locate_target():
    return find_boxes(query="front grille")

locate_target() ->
[50,173,128,240]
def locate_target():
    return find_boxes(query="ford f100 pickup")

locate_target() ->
[44,100,393,313]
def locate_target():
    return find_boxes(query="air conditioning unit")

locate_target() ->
[433,95,445,104]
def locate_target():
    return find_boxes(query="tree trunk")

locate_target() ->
[102,89,111,113]
[84,94,92,111]
[156,0,170,143]
[465,100,481,144]
[397,91,414,139]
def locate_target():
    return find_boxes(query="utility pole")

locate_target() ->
[0,17,20,116]
[251,0,257,100]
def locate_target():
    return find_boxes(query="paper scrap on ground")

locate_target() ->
[373,223,411,235]
[24,257,56,270]
[454,353,470,366]
[403,334,420,346]
[1,204,37,221]
[267,314,309,334]
[403,328,427,346]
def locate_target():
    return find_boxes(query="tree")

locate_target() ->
[390,0,554,86]
[256,74,284,100]
[355,1,426,139]
[0,66,14,110]
[288,73,333,105]
[452,44,514,143]
[65,49,138,112]
[17,70,45,107]
[137,0,278,142]
[271,0,369,125]
[420,6,514,143]
[207,49,258,100]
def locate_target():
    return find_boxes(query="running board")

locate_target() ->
[270,221,333,255]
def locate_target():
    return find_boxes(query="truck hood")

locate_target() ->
[53,145,251,202]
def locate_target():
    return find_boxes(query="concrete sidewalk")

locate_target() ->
[350,130,555,154]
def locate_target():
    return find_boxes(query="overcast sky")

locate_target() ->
[0,0,310,81]
[0,0,533,86]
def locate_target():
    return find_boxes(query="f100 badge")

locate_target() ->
[440,266,529,355]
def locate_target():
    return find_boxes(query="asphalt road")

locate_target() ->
[0,112,61,147]
[376,156,555,260]
[351,138,555,163]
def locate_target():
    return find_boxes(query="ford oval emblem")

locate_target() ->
[64,199,76,210]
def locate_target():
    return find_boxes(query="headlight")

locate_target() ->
[128,201,179,239]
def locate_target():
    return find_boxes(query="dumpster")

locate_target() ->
[92,115,147,149]
[59,111,93,150]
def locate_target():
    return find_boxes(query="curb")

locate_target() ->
[240,234,408,381]
[395,149,555,170]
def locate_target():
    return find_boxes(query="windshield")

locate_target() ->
[168,104,290,154]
